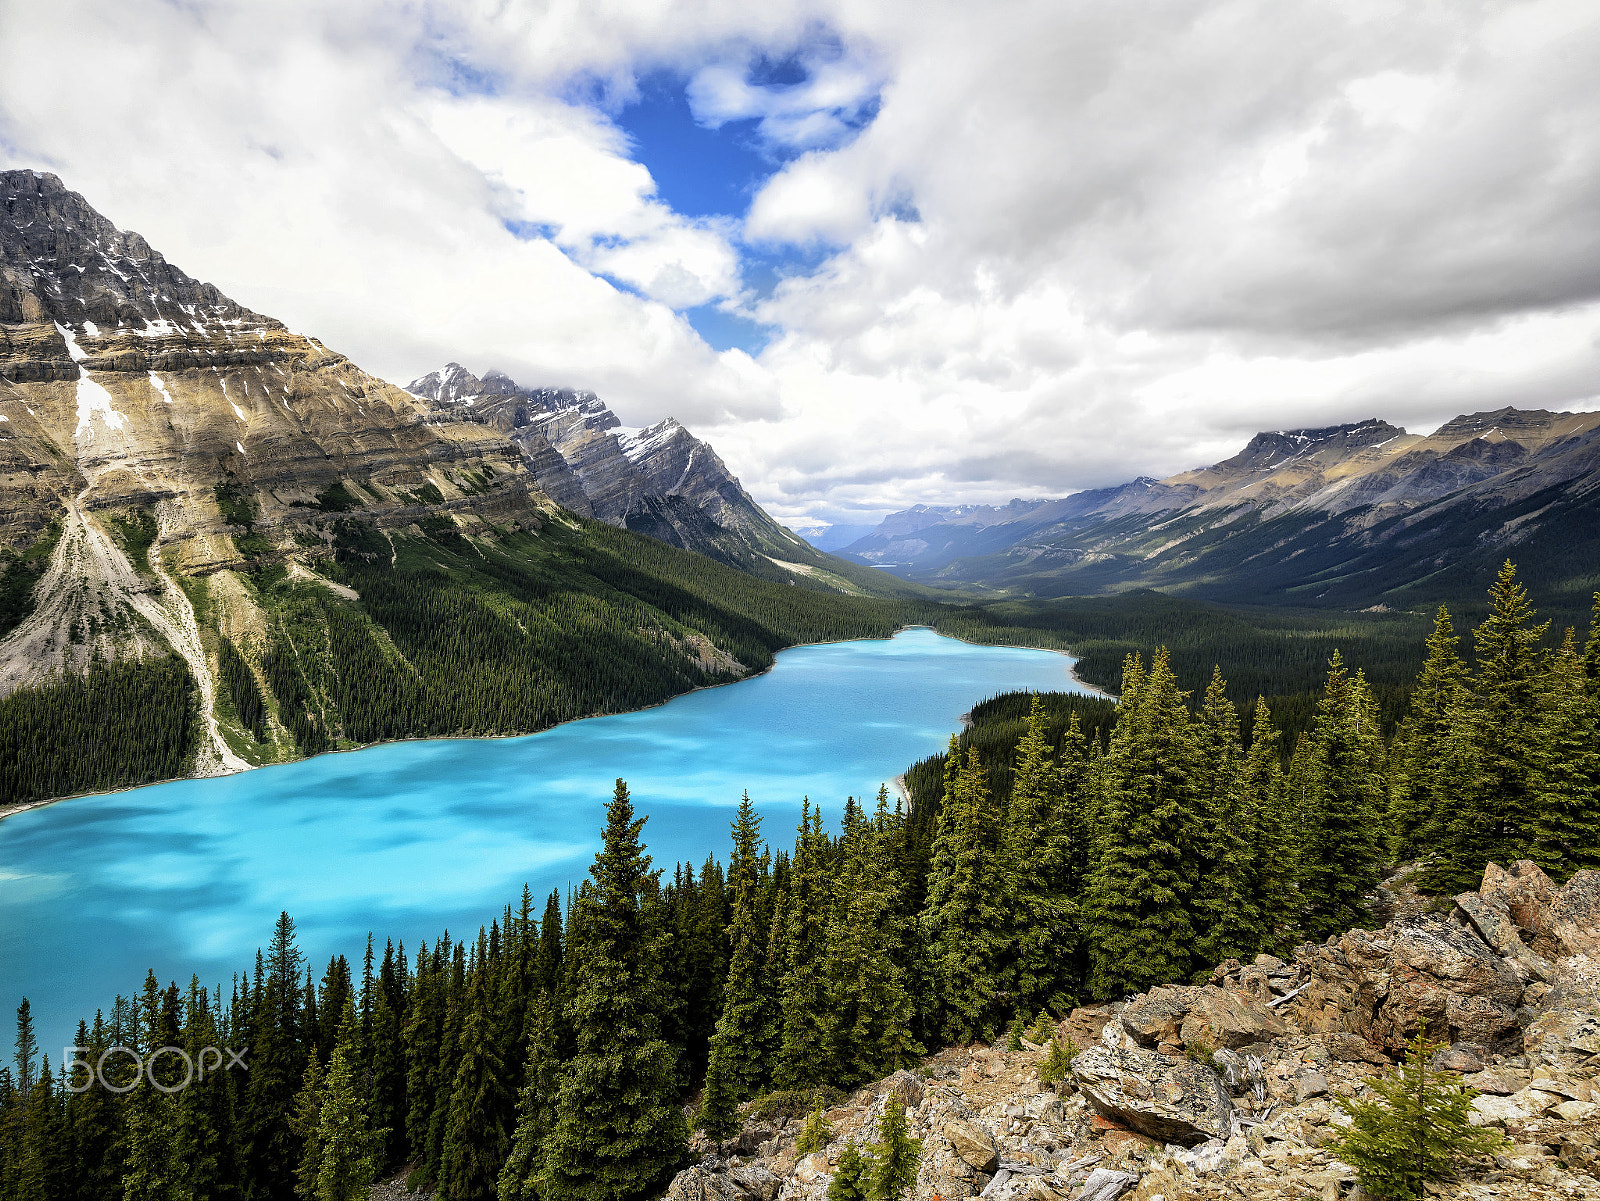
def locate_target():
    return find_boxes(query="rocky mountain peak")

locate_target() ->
[402,362,802,565]
[1221,419,1406,473]
[0,168,272,333]
[1433,407,1563,441]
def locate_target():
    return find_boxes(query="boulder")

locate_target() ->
[1118,983,1288,1051]
[881,1068,924,1110]
[1546,869,1600,959]
[942,1116,1000,1172]
[1293,1069,1330,1102]
[1463,1069,1519,1095]
[663,1164,743,1201]
[1180,987,1289,1049]
[1324,1033,1388,1065]
[1453,891,1557,983]
[1479,861,1558,952]
[1070,1027,1232,1145]
[1522,980,1600,1071]
[728,1164,781,1200]
[1120,987,1188,1047]
[1430,1044,1485,1073]
[792,1152,830,1185]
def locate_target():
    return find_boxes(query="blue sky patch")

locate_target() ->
[617,72,772,220]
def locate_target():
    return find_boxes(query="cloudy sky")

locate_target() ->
[4,0,1599,530]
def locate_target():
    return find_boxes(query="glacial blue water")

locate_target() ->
[0,628,1094,1053]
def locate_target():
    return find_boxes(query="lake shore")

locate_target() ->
[0,624,1105,822]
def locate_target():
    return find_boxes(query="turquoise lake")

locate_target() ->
[0,628,1094,1052]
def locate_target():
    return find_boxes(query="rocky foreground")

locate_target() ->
[664,862,1600,1201]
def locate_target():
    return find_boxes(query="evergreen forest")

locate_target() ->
[1,562,1596,1200]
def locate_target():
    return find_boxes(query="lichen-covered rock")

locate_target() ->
[1118,983,1288,1053]
[663,1161,743,1201]
[1524,978,1600,1071]
[728,1163,781,1200]
[1070,1027,1232,1145]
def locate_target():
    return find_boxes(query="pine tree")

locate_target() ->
[1237,699,1298,952]
[497,992,561,1201]
[403,938,444,1173]
[1388,606,1470,859]
[794,1100,832,1155]
[999,694,1076,1018]
[775,800,832,1090]
[695,1035,739,1145]
[245,911,309,1201]
[11,1002,35,1103]
[704,792,773,1100]
[865,1097,921,1201]
[827,1141,869,1201]
[1082,649,1201,997]
[1037,1032,1076,1086]
[1430,563,1552,892]
[1299,654,1387,940]
[922,742,1007,1041]
[1191,670,1262,969]
[123,972,178,1201]
[538,779,688,1201]
[291,1054,325,1201]
[826,792,924,1085]
[174,980,241,1201]
[315,996,384,1201]
[1530,628,1600,878]
[683,857,725,1077]
[440,964,512,1201]
[1330,1034,1504,1199]
[368,943,408,1170]
[68,1015,122,1199]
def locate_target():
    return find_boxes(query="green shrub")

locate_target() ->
[827,1141,868,1201]
[1184,1037,1216,1065]
[746,1085,847,1122]
[1038,1033,1078,1085]
[1329,1034,1506,1199]
[1007,1014,1026,1051]
[866,1096,921,1201]
[794,1099,833,1154]
[1028,1010,1056,1044]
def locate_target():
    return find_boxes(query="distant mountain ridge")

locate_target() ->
[405,363,812,568]
[839,408,1600,611]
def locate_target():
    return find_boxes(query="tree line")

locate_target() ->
[1,562,1595,1200]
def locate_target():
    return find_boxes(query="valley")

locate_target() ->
[837,413,1600,620]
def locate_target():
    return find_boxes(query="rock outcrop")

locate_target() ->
[662,862,1600,1200]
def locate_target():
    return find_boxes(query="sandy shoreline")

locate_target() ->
[0,623,1105,825]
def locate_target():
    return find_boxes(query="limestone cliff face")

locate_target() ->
[406,363,805,566]
[0,171,552,771]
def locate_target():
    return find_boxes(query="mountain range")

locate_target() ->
[0,169,916,793]
[838,411,1600,613]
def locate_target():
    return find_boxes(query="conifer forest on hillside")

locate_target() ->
[1,562,1596,1200]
